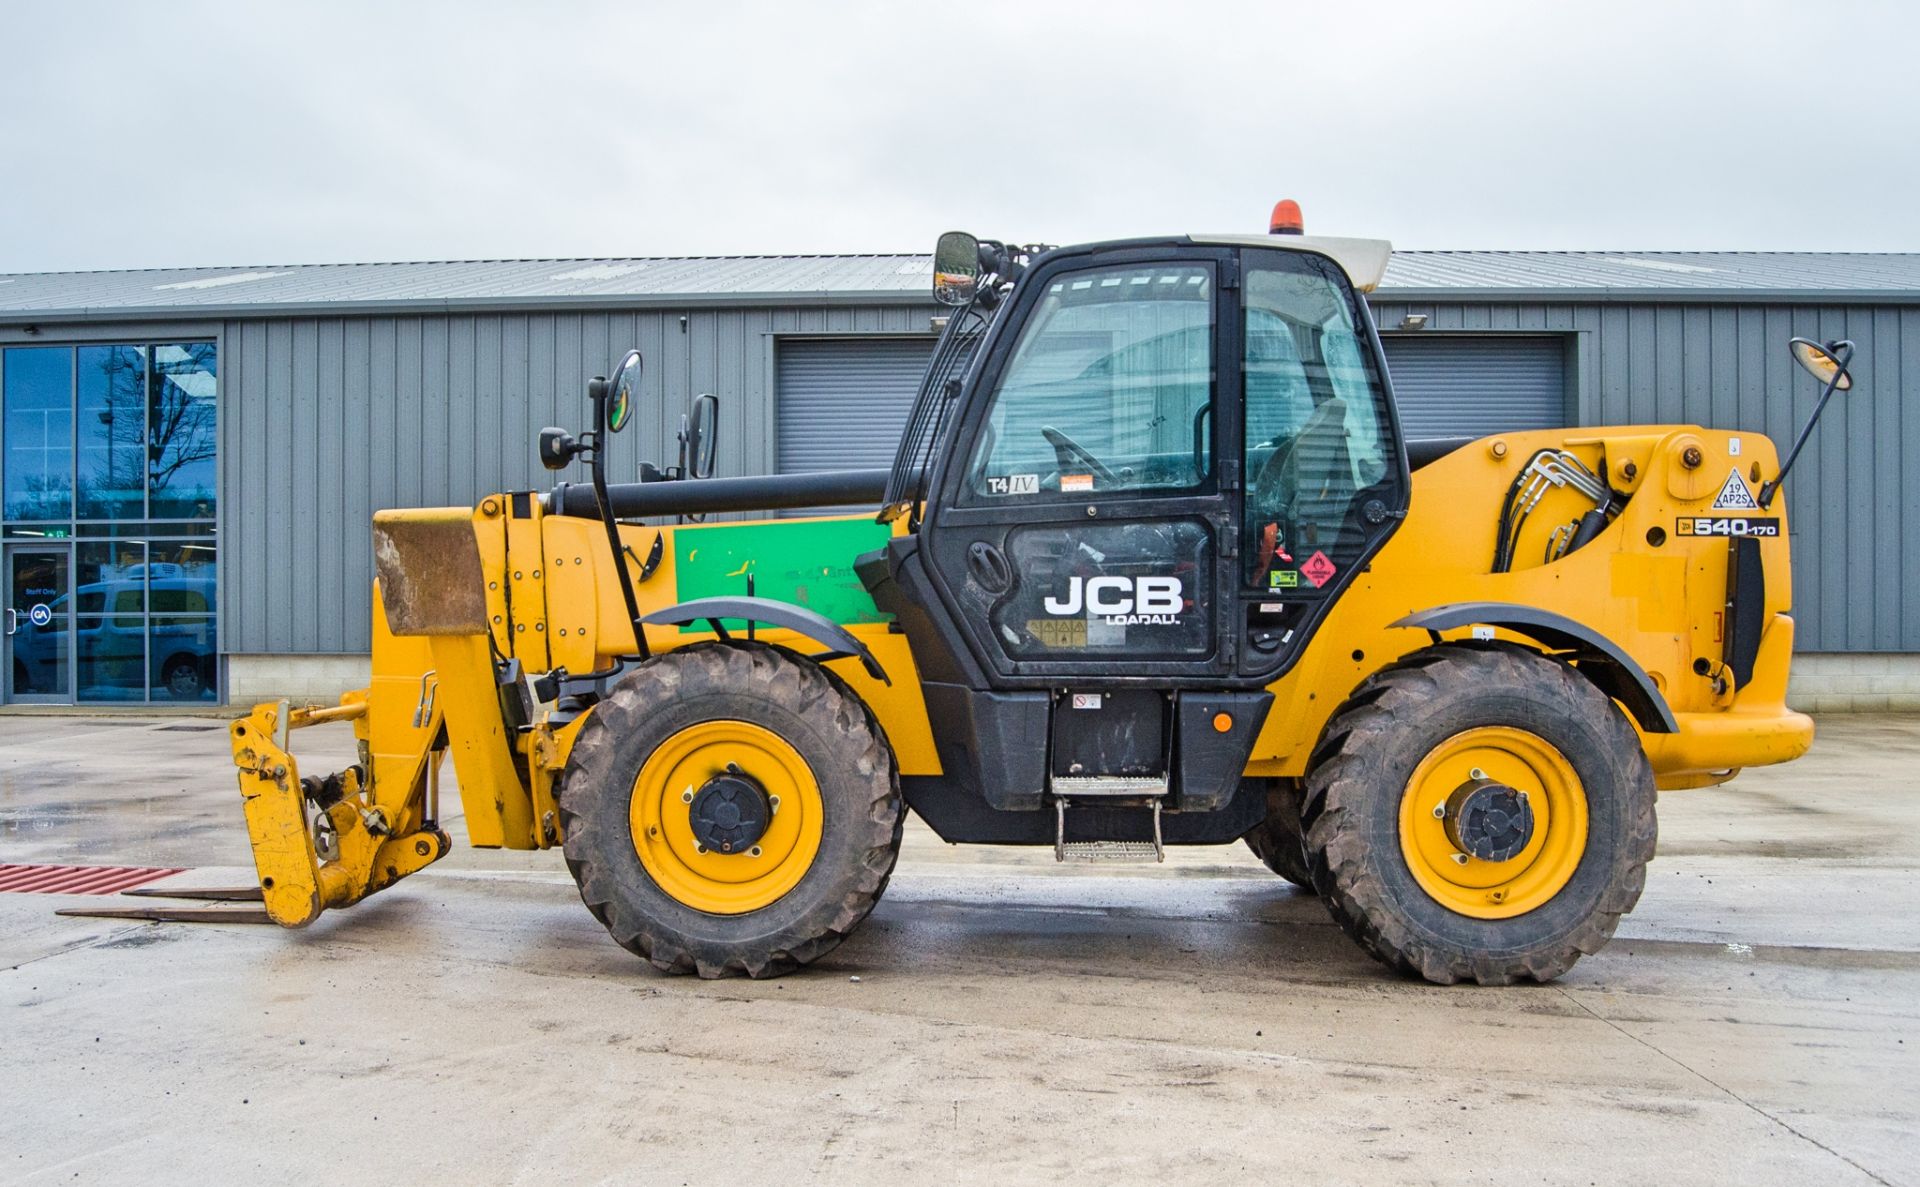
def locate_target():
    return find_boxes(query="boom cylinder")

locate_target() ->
[546,468,893,519]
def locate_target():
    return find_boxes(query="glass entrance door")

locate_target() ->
[4,545,73,704]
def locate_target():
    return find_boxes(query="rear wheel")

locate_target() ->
[1301,645,1656,985]
[1242,778,1314,891]
[559,643,903,978]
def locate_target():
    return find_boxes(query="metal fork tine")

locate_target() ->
[120,885,265,902]
[54,905,275,924]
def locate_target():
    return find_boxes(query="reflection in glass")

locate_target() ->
[968,264,1215,497]
[6,548,70,697]
[1241,255,1398,590]
[77,346,147,520]
[75,541,145,615]
[3,347,75,521]
[147,344,217,520]
[75,520,215,538]
[148,540,217,614]
[149,616,215,701]
[6,338,220,704]
[76,613,148,702]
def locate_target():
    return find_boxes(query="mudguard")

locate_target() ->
[1391,602,1678,734]
[640,596,889,684]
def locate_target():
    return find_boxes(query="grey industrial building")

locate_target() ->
[1,247,1915,710]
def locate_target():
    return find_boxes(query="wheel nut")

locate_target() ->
[1470,767,1487,781]
[749,846,762,858]
[1432,803,1447,818]
[695,844,707,854]
[769,795,781,814]
[681,789,694,803]
[1452,852,1470,865]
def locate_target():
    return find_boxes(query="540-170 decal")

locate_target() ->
[1675,516,1780,537]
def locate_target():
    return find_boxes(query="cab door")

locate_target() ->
[920,246,1238,685]
[1234,246,1408,676]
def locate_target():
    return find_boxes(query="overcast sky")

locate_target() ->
[3,0,1917,273]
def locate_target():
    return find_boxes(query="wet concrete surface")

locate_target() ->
[1,713,1916,1184]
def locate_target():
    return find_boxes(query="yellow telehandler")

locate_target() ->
[74,212,1846,984]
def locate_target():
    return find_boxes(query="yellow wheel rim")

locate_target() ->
[629,720,823,915]
[1398,726,1588,920]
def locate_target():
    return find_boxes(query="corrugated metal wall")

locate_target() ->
[1369,300,1919,652]
[219,304,931,654]
[211,297,1914,656]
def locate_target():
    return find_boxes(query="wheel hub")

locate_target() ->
[1443,778,1534,863]
[687,765,771,854]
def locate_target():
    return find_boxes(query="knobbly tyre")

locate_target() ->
[74,203,1853,985]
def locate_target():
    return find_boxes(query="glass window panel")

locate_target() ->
[76,520,215,537]
[146,541,216,615]
[151,586,210,616]
[75,541,143,613]
[3,346,74,521]
[147,343,217,520]
[76,346,147,520]
[1242,255,1398,590]
[966,264,1213,500]
[149,616,215,702]
[75,614,147,702]
[7,550,70,697]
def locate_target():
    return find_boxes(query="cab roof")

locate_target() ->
[1186,234,1394,292]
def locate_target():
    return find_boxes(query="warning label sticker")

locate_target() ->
[1711,469,1761,511]
[1300,551,1337,588]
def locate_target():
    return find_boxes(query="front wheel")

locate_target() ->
[1302,644,1657,985]
[1243,779,1314,892]
[559,643,904,978]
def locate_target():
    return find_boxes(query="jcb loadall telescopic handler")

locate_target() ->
[87,207,1845,984]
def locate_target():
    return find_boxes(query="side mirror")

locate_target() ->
[606,349,643,433]
[1789,337,1853,391]
[933,230,981,306]
[1762,337,1856,508]
[684,393,719,479]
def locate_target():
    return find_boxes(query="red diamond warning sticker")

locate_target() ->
[1300,550,1337,588]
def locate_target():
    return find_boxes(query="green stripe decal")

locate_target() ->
[672,516,893,633]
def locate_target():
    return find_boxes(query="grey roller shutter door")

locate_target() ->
[776,338,935,473]
[1380,336,1567,438]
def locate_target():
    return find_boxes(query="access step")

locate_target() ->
[1052,795,1165,863]
[1056,840,1163,862]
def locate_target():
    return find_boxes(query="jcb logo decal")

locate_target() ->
[1043,575,1183,623]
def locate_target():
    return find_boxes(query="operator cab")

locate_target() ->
[863,208,1410,853]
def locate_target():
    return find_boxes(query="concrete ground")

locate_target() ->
[1,713,1915,1186]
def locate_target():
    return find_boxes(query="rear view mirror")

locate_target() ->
[1789,337,1852,391]
[933,231,981,306]
[606,349,643,433]
[681,393,719,479]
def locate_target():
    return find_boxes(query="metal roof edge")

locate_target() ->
[0,288,934,326]
[1371,286,1920,306]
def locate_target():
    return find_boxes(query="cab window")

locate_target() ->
[1242,253,1395,590]
[966,262,1213,499]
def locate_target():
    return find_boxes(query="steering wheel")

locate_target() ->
[1040,426,1118,485]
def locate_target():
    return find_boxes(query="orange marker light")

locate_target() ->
[1269,199,1304,235]
[1212,712,1234,733]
